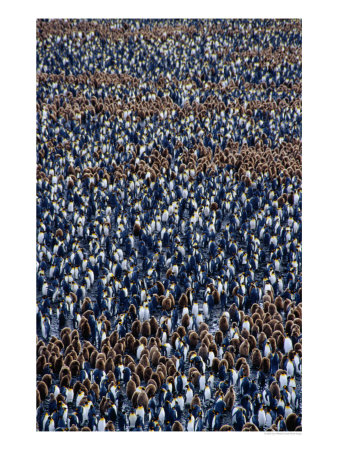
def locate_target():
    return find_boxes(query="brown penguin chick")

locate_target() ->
[273,312,283,323]
[70,329,80,340]
[37,381,48,401]
[114,340,125,356]
[69,360,80,377]
[239,339,250,357]
[61,331,71,349]
[247,334,256,350]
[99,397,108,416]
[251,324,259,338]
[114,354,123,367]
[241,328,249,339]
[198,343,209,362]
[283,299,292,313]
[224,351,234,369]
[199,330,209,342]
[274,321,284,334]
[54,339,64,352]
[148,378,158,391]
[141,320,151,338]
[131,391,140,409]
[149,316,159,335]
[294,318,302,330]
[162,296,173,312]
[251,348,262,369]
[251,312,261,324]
[60,373,71,388]
[211,357,220,373]
[127,361,136,373]
[190,370,201,388]
[255,319,263,332]
[269,337,276,353]
[268,303,277,316]
[168,366,176,378]
[270,381,280,399]
[145,383,156,397]
[158,363,167,378]
[181,314,190,329]
[257,332,267,348]
[151,372,161,388]
[242,423,259,431]
[150,347,161,366]
[133,222,141,236]
[81,427,91,431]
[242,363,250,377]
[139,354,150,368]
[59,365,71,382]
[198,322,209,335]
[41,374,52,390]
[263,313,272,324]
[191,394,201,408]
[80,319,91,340]
[105,421,115,431]
[225,386,236,410]
[132,372,141,387]
[212,289,220,305]
[131,320,141,338]
[277,334,285,351]
[261,357,270,374]
[285,320,293,336]
[274,296,284,311]
[88,349,98,368]
[219,313,229,333]
[188,331,199,349]
[178,293,188,308]
[156,281,165,296]
[215,330,223,346]
[126,379,136,400]
[109,331,119,348]
[285,413,299,431]
[262,323,272,338]
[219,425,234,431]
[156,368,165,385]
[230,338,240,354]
[37,355,46,375]
[135,363,144,381]
[250,303,261,315]
[172,421,184,431]
[294,343,302,353]
[69,424,78,431]
[228,303,239,322]
[137,390,149,410]
[90,383,100,401]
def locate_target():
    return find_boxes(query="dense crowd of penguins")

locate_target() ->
[36,19,302,431]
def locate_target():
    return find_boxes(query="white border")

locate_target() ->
[1,1,336,449]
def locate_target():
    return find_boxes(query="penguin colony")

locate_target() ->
[36,19,302,431]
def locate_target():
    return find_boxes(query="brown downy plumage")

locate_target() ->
[239,339,250,357]
[172,421,184,431]
[225,386,236,410]
[251,348,262,369]
[261,357,270,374]
[126,379,136,400]
[37,381,48,401]
[219,314,229,333]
